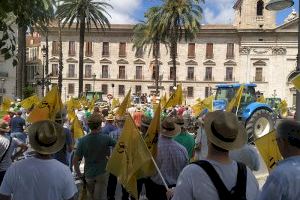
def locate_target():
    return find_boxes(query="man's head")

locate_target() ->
[204,111,247,153]
[16,110,22,116]
[276,119,300,158]
[55,111,67,124]
[0,120,9,134]
[175,117,186,133]
[141,116,152,135]
[105,114,115,124]
[160,117,181,138]
[88,114,102,131]
[115,116,126,128]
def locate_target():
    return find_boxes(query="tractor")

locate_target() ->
[213,84,276,142]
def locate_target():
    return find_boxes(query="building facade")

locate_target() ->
[41,0,299,105]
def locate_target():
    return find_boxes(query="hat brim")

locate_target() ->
[160,123,181,138]
[204,112,247,151]
[28,120,66,155]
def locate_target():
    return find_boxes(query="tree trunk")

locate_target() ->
[154,40,160,96]
[16,24,26,98]
[58,20,63,96]
[45,27,49,93]
[171,37,177,87]
[78,16,85,97]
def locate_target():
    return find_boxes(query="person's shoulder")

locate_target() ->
[180,162,209,179]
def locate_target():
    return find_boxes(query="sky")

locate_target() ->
[106,0,299,25]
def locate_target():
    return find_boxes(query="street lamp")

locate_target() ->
[92,73,96,92]
[1,78,5,94]
[266,0,299,120]
[36,46,51,97]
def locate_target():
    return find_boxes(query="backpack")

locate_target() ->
[193,160,247,200]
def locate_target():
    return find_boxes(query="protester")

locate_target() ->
[173,117,195,159]
[147,117,188,200]
[194,117,208,160]
[102,114,117,135]
[73,114,116,200]
[2,110,14,124]
[259,119,300,200]
[0,120,27,185]
[9,110,26,143]
[133,107,144,129]
[0,120,77,200]
[171,111,259,200]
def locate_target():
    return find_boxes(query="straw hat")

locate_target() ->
[204,111,247,151]
[160,117,181,138]
[174,117,185,127]
[0,121,9,132]
[28,120,66,155]
[105,114,115,121]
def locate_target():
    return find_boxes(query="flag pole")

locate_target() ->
[150,155,169,190]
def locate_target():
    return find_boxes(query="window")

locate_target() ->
[68,64,75,77]
[85,41,93,57]
[69,41,76,56]
[68,84,74,94]
[102,84,108,94]
[187,67,194,80]
[135,47,143,58]
[102,42,109,57]
[119,85,125,96]
[152,42,160,58]
[225,67,233,81]
[188,43,195,58]
[102,65,108,78]
[170,67,175,80]
[226,43,234,59]
[152,65,157,80]
[52,64,59,77]
[85,65,92,78]
[187,87,194,98]
[27,65,37,81]
[257,0,264,16]
[85,84,91,92]
[205,67,212,81]
[118,66,125,79]
[119,42,126,57]
[52,41,59,56]
[135,85,142,96]
[255,68,263,81]
[205,87,211,98]
[206,43,214,59]
[135,66,142,79]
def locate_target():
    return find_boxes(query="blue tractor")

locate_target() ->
[213,83,276,142]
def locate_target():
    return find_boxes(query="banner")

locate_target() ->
[20,95,40,109]
[226,85,244,112]
[164,84,183,108]
[116,89,131,117]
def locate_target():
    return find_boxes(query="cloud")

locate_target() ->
[202,0,235,24]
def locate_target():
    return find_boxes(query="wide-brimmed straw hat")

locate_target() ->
[204,111,247,151]
[0,121,9,132]
[28,120,66,155]
[160,117,181,138]
[105,114,115,121]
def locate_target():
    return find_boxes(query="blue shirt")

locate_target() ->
[102,123,117,135]
[9,116,25,133]
[259,155,300,200]
[53,128,72,165]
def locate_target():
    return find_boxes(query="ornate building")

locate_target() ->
[41,0,299,105]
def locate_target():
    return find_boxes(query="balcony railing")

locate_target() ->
[0,72,8,77]
[117,74,127,79]
[119,53,127,57]
[51,73,59,77]
[186,76,196,81]
[85,52,93,57]
[100,74,110,79]
[84,74,92,78]
[68,51,76,57]
[256,16,264,21]
[188,54,195,59]
[226,54,235,59]
[253,76,265,82]
[102,52,110,57]
[168,76,178,80]
[224,76,235,81]
[206,54,214,59]
[134,75,144,80]
[204,76,214,81]
[67,73,77,78]
[0,88,6,94]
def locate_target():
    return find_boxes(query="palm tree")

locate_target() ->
[57,0,112,97]
[149,0,203,87]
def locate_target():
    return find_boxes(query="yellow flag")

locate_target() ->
[20,95,40,109]
[291,73,300,91]
[28,86,63,123]
[116,89,131,117]
[164,84,183,108]
[1,97,14,111]
[256,95,266,103]
[160,93,167,108]
[226,85,244,112]
[88,97,97,111]
[106,116,152,199]
[111,98,120,109]
[255,130,282,172]
[278,100,288,118]
[72,116,84,139]
[192,96,214,116]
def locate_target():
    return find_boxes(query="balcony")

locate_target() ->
[253,76,265,82]
[205,54,214,59]
[68,51,76,57]
[256,16,264,21]
[117,74,127,79]
[226,54,235,59]
[100,74,110,79]
[0,72,8,77]
[51,73,59,77]
[186,76,196,81]
[224,76,235,81]
[188,54,195,59]
[168,76,178,80]
[119,53,127,58]
[67,73,77,78]
[84,74,92,78]
[134,75,144,80]
[0,88,6,94]
[102,52,110,57]
[204,76,214,81]
[85,52,93,57]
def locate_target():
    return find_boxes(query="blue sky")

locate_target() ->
[107,0,299,25]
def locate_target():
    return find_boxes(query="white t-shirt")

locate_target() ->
[172,160,259,200]
[0,157,77,200]
[0,135,22,172]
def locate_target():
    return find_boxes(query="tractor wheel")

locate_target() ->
[246,109,275,143]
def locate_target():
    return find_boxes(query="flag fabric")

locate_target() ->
[115,89,131,117]
[72,116,84,139]
[111,98,120,109]
[192,96,214,116]
[28,86,63,123]
[255,130,282,172]
[278,100,288,118]
[20,95,40,109]
[291,73,300,91]
[164,84,183,108]
[66,98,81,121]
[160,93,167,108]
[226,85,244,112]
[106,116,152,199]
[1,97,14,111]
[256,95,266,103]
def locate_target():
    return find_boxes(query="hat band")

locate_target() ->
[35,134,57,147]
[162,124,175,131]
[211,122,235,143]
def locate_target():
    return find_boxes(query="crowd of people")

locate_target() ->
[0,99,299,200]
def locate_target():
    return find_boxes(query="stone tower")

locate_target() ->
[233,0,276,29]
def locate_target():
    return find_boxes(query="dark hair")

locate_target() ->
[211,143,228,152]
[288,137,300,149]
[88,122,101,130]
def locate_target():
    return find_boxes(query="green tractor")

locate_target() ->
[265,98,288,119]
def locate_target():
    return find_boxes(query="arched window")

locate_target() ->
[257,0,264,16]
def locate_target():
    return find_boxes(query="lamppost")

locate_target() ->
[265,0,298,120]
[36,46,51,97]
[92,73,96,93]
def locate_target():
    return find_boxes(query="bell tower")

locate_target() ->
[233,0,276,29]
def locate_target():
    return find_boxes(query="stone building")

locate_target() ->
[41,0,299,105]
